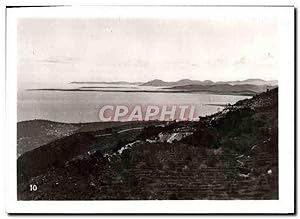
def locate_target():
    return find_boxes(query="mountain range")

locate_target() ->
[140,78,278,87]
[164,84,276,96]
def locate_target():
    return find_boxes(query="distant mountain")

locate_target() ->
[70,81,142,85]
[217,79,278,86]
[140,79,214,87]
[165,84,276,96]
[141,78,277,87]
[176,79,214,86]
[71,79,277,87]
[140,79,171,86]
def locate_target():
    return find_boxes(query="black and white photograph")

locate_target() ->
[3,4,295,214]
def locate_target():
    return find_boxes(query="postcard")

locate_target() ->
[4,4,295,214]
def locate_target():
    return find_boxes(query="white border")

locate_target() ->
[5,5,295,214]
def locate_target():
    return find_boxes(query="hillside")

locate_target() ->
[17,120,164,157]
[18,88,278,200]
[17,120,81,157]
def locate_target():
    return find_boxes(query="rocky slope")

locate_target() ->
[17,88,278,200]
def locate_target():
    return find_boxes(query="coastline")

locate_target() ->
[26,88,256,96]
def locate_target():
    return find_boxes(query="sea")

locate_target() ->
[17,82,250,123]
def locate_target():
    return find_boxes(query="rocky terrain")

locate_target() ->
[17,88,278,200]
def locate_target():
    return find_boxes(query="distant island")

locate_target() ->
[163,84,276,96]
[140,79,214,87]
[70,81,142,85]
[70,78,277,87]
[140,78,278,87]
[30,78,278,96]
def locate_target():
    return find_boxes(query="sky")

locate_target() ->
[17,16,279,83]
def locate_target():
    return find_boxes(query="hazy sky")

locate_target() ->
[18,17,278,83]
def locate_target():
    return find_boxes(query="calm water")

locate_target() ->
[18,82,250,123]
